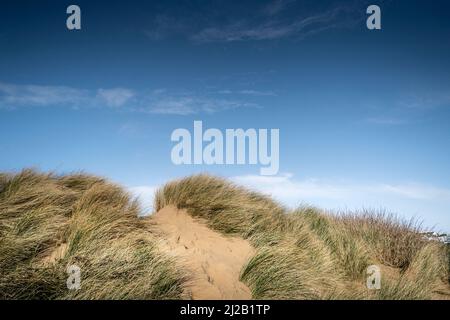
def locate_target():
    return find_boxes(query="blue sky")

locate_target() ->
[1,0,450,231]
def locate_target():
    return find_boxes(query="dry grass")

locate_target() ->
[155,174,449,300]
[333,211,426,270]
[1,170,448,300]
[155,175,345,299]
[447,244,450,283]
[0,169,186,299]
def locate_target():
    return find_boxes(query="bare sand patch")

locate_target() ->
[151,205,255,300]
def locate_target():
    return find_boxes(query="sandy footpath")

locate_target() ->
[151,205,255,300]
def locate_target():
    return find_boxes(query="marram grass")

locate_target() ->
[0,170,448,299]
[155,174,449,300]
[0,169,186,299]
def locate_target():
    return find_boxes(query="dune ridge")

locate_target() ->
[0,169,449,299]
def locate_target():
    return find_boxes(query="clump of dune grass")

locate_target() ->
[155,174,450,300]
[372,242,447,300]
[290,206,372,281]
[240,239,348,299]
[1,171,448,300]
[447,244,450,283]
[333,210,426,270]
[155,174,287,240]
[0,169,186,299]
[155,175,347,299]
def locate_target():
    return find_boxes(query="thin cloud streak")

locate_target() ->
[232,173,450,231]
[233,173,450,203]
[0,82,260,115]
[146,96,258,115]
[0,83,132,109]
[192,5,361,42]
[217,89,276,96]
[365,91,450,125]
[0,82,89,109]
[144,2,364,43]
[96,88,135,108]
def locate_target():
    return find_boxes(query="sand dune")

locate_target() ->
[0,170,448,300]
[152,205,255,299]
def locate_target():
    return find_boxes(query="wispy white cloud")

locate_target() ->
[365,91,450,125]
[0,82,89,109]
[378,183,450,200]
[96,88,135,108]
[232,173,450,230]
[0,83,135,110]
[191,5,360,43]
[142,94,259,115]
[239,90,276,96]
[144,2,362,43]
[217,89,276,96]
[233,173,450,204]
[233,173,356,202]
[147,96,197,115]
[0,82,258,115]
[192,21,293,42]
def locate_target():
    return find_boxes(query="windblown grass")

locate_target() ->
[447,244,450,283]
[155,174,449,300]
[0,169,185,299]
[154,175,346,299]
[333,211,426,270]
[1,170,448,300]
